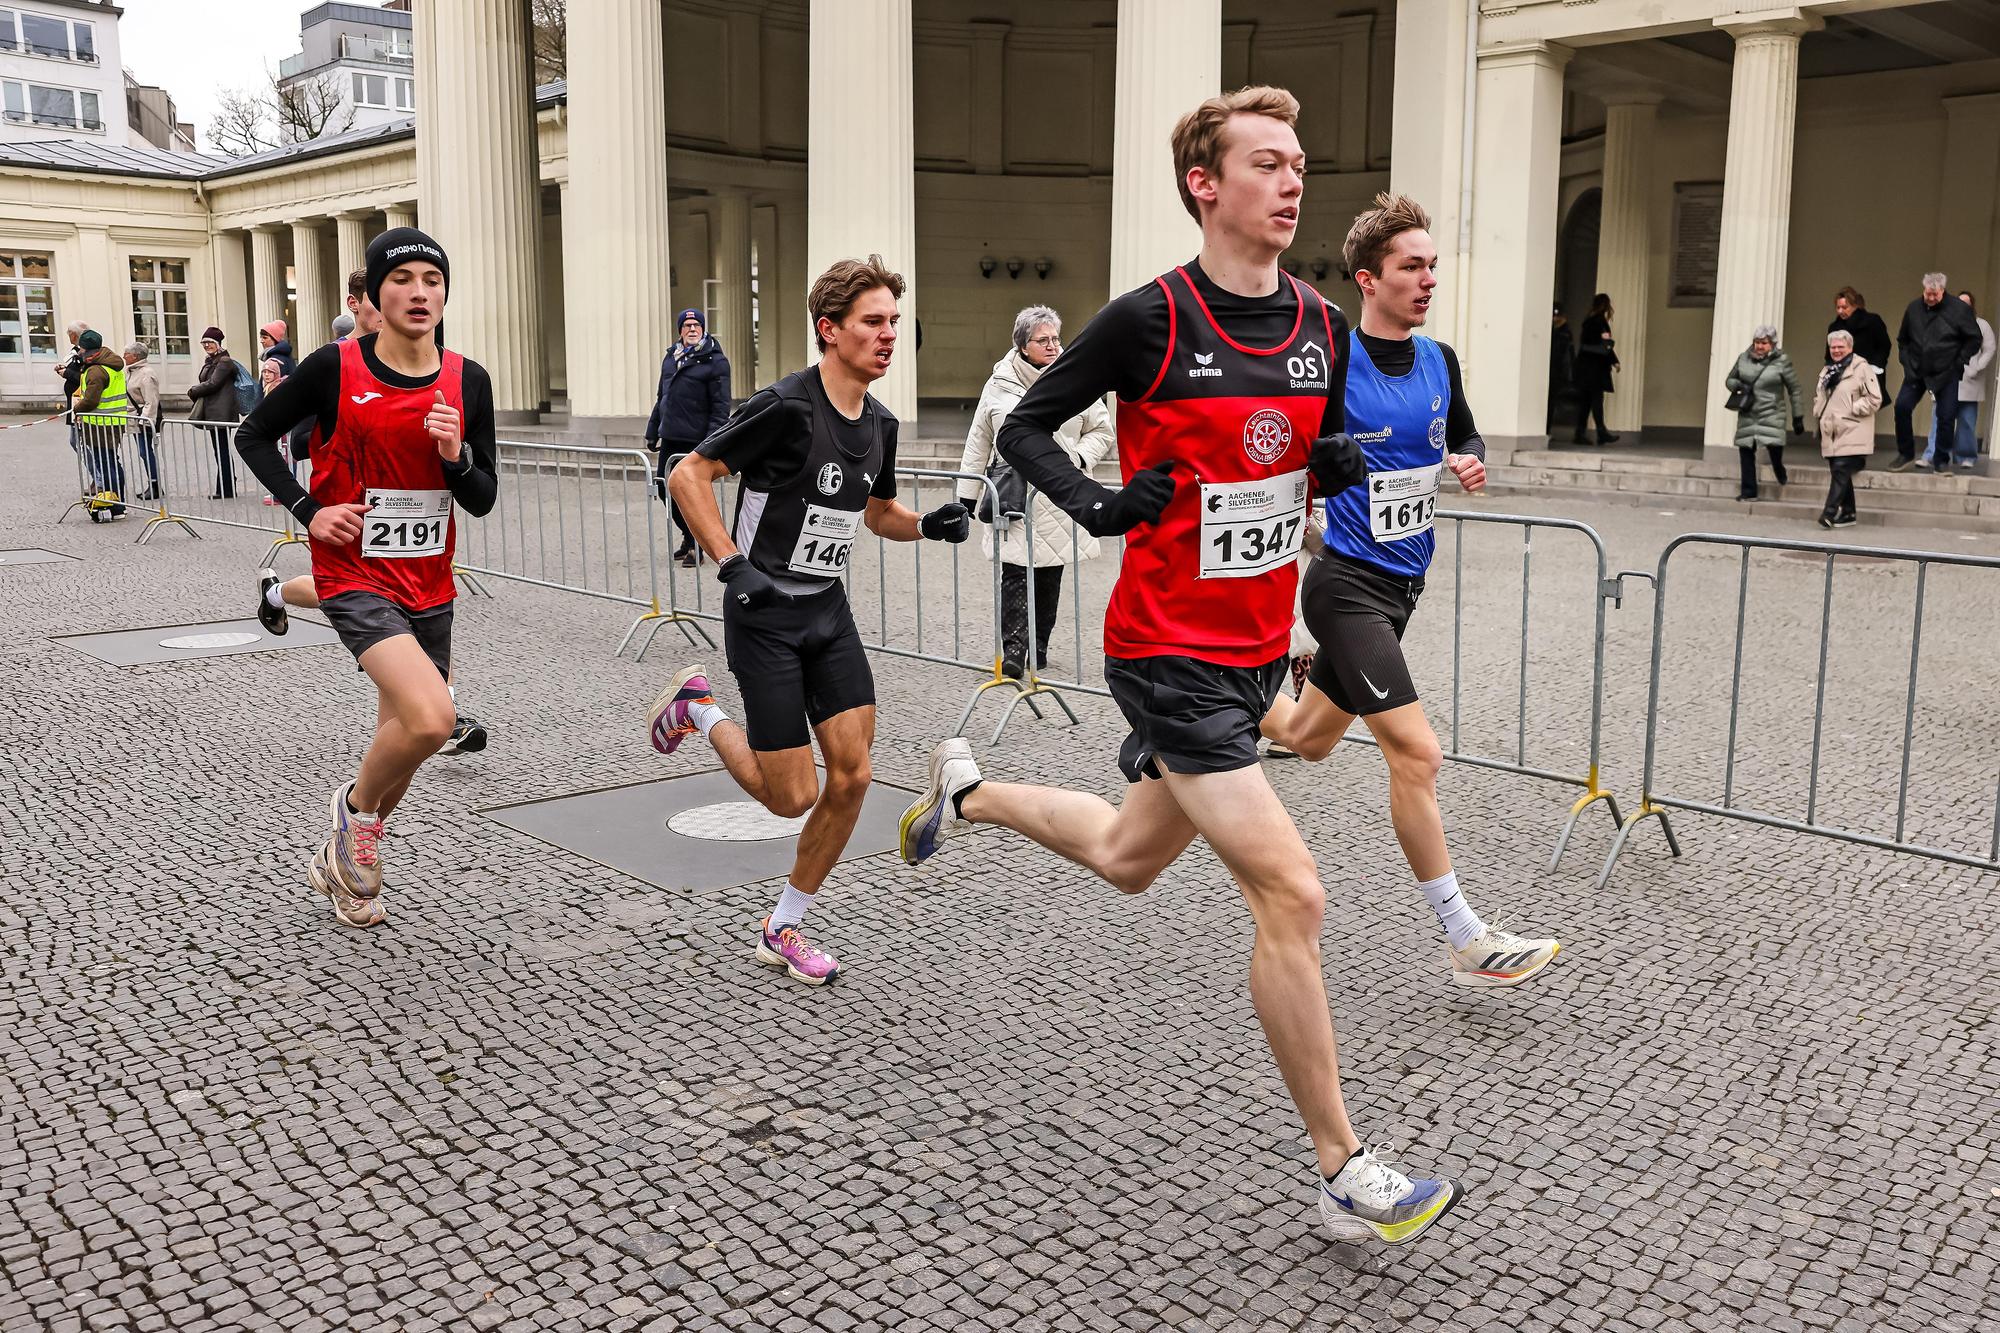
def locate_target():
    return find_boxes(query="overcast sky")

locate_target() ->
[116,0,312,153]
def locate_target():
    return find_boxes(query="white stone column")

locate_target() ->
[561,0,671,424]
[335,211,370,291]
[210,230,251,355]
[1702,12,1819,450]
[416,0,546,418]
[250,225,285,345]
[752,203,779,389]
[808,0,916,419]
[1597,95,1659,435]
[713,191,754,401]
[292,220,332,355]
[1109,0,1219,300]
[1390,0,1473,346]
[1463,40,1570,447]
[385,203,417,232]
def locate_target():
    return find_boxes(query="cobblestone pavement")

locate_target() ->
[2,420,1996,1333]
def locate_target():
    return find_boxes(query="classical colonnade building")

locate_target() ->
[3,0,1997,454]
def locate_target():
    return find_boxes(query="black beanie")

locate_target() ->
[365,227,450,309]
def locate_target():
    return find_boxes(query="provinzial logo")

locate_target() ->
[1188,350,1222,379]
[1242,408,1292,466]
[817,462,843,495]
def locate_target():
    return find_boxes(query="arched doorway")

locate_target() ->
[1551,188,1601,431]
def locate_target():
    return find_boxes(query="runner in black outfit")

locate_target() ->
[646,256,971,986]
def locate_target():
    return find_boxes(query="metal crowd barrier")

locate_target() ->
[1001,490,1625,864]
[1596,532,2000,889]
[56,410,201,544]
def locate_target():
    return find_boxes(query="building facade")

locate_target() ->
[1,0,1996,455]
[275,1,416,143]
[0,0,124,147]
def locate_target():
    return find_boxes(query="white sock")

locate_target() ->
[688,700,727,739]
[770,883,813,930]
[448,684,457,704]
[265,584,285,609]
[1419,871,1485,950]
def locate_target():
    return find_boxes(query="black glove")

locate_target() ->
[1081,460,1178,537]
[920,501,971,543]
[1309,432,1366,498]
[1791,416,1805,436]
[645,437,660,453]
[717,553,791,610]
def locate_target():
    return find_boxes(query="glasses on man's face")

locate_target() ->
[1027,335,1061,349]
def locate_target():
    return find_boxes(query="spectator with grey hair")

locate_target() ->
[1926,290,1993,471]
[1814,328,1881,528]
[331,312,356,341]
[956,304,1113,680]
[57,320,90,467]
[120,341,163,501]
[1724,323,1805,501]
[1894,270,1981,470]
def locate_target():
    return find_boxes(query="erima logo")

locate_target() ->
[1188,351,1222,379]
[817,462,843,495]
[350,392,382,405]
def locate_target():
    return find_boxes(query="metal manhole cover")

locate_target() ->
[160,631,262,650]
[667,801,808,841]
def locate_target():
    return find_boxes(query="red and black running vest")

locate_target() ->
[308,337,465,611]
[1108,267,1336,666]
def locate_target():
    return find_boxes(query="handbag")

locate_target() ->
[1725,359,1769,413]
[976,452,1028,525]
[1724,387,1746,412]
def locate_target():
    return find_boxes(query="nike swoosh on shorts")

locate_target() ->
[1359,670,1390,700]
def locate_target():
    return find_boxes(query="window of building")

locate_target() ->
[0,251,59,364]
[351,72,389,108]
[128,257,191,359]
[8,10,93,62]
[2,79,101,130]
[394,77,413,111]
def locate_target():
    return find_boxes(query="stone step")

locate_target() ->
[1478,476,2000,535]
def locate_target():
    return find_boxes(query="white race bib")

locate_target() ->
[1199,469,1309,579]
[362,487,452,559]
[788,503,860,577]
[1367,464,1440,543]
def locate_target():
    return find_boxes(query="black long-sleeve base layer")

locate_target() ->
[234,334,499,528]
[996,259,1351,525]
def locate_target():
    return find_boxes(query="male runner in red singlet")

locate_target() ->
[253,271,488,756]
[236,229,497,926]
[899,88,1464,1245]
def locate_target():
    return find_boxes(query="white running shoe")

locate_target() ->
[1447,925,1560,988]
[899,737,981,866]
[1320,1145,1464,1245]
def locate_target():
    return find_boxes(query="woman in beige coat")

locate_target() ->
[956,305,1114,679]
[1813,328,1882,528]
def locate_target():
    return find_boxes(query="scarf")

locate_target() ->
[1820,354,1851,395]
[1010,348,1045,389]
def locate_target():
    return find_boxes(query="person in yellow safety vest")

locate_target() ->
[72,329,130,519]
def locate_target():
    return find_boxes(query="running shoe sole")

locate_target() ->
[308,846,384,928]
[1448,941,1560,989]
[1322,1177,1466,1245]
[898,741,965,866]
[441,721,488,756]
[755,937,838,986]
[256,568,288,636]
[648,664,710,754]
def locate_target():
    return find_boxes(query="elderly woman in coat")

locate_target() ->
[1725,323,1807,501]
[1814,328,1882,528]
[956,305,1113,681]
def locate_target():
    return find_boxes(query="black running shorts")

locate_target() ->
[1302,553,1422,716]
[1103,653,1288,783]
[723,583,875,752]
[321,590,453,679]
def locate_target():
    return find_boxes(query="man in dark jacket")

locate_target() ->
[1827,285,1890,407]
[645,308,733,563]
[1894,272,1982,470]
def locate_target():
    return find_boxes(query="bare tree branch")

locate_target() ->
[530,0,565,84]
[206,86,275,156]
[274,71,356,143]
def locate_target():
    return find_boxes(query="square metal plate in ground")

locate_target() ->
[484,769,917,892]
[53,616,340,666]
[0,548,78,566]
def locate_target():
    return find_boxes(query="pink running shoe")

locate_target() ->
[755,918,840,986]
[647,663,714,755]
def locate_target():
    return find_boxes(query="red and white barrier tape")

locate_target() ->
[0,411,69,431]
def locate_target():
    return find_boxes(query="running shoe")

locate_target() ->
[308,838,385,928]
[755,917,839,985]
[1447,926,1560,989]
[327,781,385,899]
[899,737,981,866]
[440,714,488,756]
[256,568,289,636]
[648,664,714,755]
[1816,515,1834,530]
[1320,1146,1464,1245]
